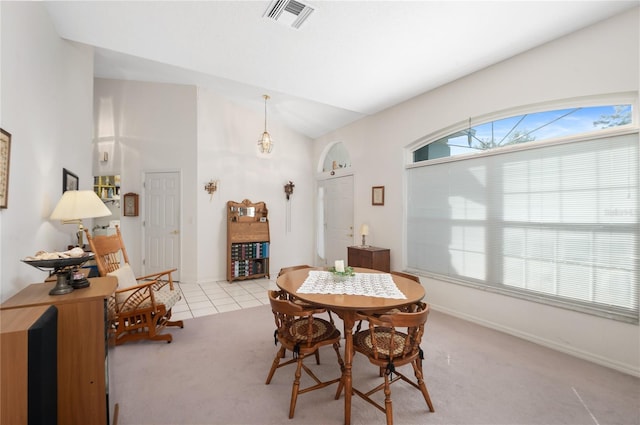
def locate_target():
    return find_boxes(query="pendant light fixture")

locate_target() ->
[258,94,274,154]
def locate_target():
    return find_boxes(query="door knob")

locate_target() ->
[171,230,179,235]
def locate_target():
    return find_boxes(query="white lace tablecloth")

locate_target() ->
[297,271,407,299]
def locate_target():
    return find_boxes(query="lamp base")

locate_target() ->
[49,272,74,295]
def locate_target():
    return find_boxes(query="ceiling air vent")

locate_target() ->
[264,0,315,29]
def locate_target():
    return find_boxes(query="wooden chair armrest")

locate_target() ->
[115,280,157,293]
[115,284,157,313]
[136,268,177,290]
[137,269,178,279]
[294,305,327,317]
[136,268,177,281]
[355,311,392,327]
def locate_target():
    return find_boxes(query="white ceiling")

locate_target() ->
[43,1,638,139]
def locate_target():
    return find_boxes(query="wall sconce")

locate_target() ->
[284,181,295,200]
[204,179,219,200]
[360,223,369,247]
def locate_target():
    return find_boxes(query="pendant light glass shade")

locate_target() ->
[258,94,274,153]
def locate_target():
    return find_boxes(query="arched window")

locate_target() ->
[322,142,351,172]
[407,98,638,323]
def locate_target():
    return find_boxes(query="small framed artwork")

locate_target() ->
[123,192,139,217]
[372,186,385,206]
[63,168,79,193]
[0,129,11,209]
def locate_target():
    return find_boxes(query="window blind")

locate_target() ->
[407,133,639,321]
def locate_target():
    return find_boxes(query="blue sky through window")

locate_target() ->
[417,105,633,161]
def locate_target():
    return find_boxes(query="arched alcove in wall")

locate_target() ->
[320,141,351,173]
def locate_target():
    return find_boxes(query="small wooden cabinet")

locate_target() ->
[348,246,390,272]
[227,199,270,282]
[1,277,118,425]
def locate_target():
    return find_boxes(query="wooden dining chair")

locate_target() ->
[266,290,345,419]
[276,264,334,363]
[352,301,434,425]
[278,265,315,304]
[84,226,184,345]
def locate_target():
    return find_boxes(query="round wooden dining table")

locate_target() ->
[276,267,425,425]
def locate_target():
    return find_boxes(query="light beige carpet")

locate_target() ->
[111,305,639,425]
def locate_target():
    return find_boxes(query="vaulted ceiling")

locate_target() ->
[43,1,638,138]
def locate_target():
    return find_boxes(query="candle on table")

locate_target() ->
[335,260,345,272]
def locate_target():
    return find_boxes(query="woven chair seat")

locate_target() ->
[354,327,407,358]
[115,287,181,313]
[139,287,181,310]
[288,317,340,344]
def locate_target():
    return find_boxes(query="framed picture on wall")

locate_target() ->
[63,168,79,193]
[372,186,384,206]
[0,128,11,209]
[123,192,139,217]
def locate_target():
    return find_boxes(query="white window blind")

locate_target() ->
[407,133,639,322]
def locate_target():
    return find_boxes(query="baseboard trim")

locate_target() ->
[430,304,640,378]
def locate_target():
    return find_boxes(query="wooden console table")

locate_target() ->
[347,246,390,272]
[1,277,118,425]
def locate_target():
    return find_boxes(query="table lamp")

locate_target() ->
[50,190,112,247]
[360,224,369,247]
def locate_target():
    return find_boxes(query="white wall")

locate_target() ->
[196,88,315,282]
[0,2,94,302]
[313,8,640,375]
[93,82,315,284]
[93,78,198,281]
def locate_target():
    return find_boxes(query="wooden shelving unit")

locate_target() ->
[93,175,120,200]
[227,199,270,282]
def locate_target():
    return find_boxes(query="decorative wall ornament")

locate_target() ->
[205,179,219,200]
[284,180,295,200]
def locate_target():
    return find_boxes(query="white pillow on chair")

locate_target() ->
[107,264,138,304]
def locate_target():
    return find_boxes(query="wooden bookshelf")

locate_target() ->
[227,199,270,282]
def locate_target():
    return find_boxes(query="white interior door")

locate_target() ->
[322,175,354,266]
[144,171,180,280]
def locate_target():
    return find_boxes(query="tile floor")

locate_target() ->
[171,278,278,321]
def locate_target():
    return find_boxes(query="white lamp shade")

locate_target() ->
[360,224,369,235]
[50,190,112,221]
